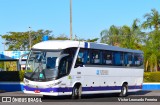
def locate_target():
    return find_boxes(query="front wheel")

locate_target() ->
[72,85,82,99]
[119,84,128,97]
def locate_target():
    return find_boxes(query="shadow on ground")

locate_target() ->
[128,90,151,96]
[41,90,152,102]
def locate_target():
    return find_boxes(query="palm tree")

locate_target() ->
[100,25,121,46]
[142,9,160,72]
[100,19,143,49]
[143,38,158,72]
[120,19,143,49]
[142,9,160,30]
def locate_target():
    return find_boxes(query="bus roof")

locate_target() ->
[32,40,143,53]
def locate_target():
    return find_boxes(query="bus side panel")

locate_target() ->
[70,66,143,94]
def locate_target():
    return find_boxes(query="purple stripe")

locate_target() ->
[24,85,142,93]
[82,86,121,91]
[128,85,142,89]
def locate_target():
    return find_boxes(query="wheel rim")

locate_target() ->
[122,86,127,95]
[74,88,79,96]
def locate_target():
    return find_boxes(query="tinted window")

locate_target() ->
[90,50,101,64]
[113,52,123,66]
[77,48,90,64]
[103,51,112,65]
[134,53,143,66]
[75,48,143,68]
[128,53,133,65]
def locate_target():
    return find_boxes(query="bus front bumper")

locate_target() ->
[23,85,72,96]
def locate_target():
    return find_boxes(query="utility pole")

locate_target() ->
[70,0,72,40]
[29,27,32,49]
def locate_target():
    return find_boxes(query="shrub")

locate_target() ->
[19,70,33,81]
[19,70,25,81]
[144,72,160,82]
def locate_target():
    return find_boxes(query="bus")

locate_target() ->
[22,40,144,99]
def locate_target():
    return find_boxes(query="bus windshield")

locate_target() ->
[24,50,62,81]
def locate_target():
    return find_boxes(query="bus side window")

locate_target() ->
[134,53,143,66]
[128,53,132,65]
[113,52,121,66]
[103,51,112,65]
[75,48,86,68]
[124,53,128,66]
[75,52,84,68]
[120,52,124,65]
[90,50,101,64]
[124,53,135,67]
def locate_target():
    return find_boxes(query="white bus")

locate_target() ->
[22,40,144,99]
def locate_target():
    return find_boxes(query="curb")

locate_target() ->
[142,83,160,90]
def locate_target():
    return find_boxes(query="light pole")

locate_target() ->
[70,0,72,40]
[29,27,32,49]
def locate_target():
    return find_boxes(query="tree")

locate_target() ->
[100,19,143,49]
[99,9,160,72]
[141,9,160,72]
[120,19,144,49]
[86,38,99,42]
[142,9,160,30]
[0,62,4,71]
[100,25,121,46]
[1,29,53,50]
[143,30,160,72]
[53,34,69,40]
[74,35,99,42]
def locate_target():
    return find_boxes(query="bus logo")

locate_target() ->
[96,70,108,75]
[96,70,100,75]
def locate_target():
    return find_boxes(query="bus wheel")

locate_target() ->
[72,85,82,99]
[119,84,128,97]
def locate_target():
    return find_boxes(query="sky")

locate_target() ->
[0,0,160,51]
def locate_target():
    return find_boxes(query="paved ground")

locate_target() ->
[0,91,160,105]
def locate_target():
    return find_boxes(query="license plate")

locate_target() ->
[34,90,40,93]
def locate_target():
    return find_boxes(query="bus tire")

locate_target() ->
[72,85,82,99]
[119,84,128,97]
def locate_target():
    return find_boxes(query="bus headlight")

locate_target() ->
[47,84,54,88]
[54,81,61,85]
